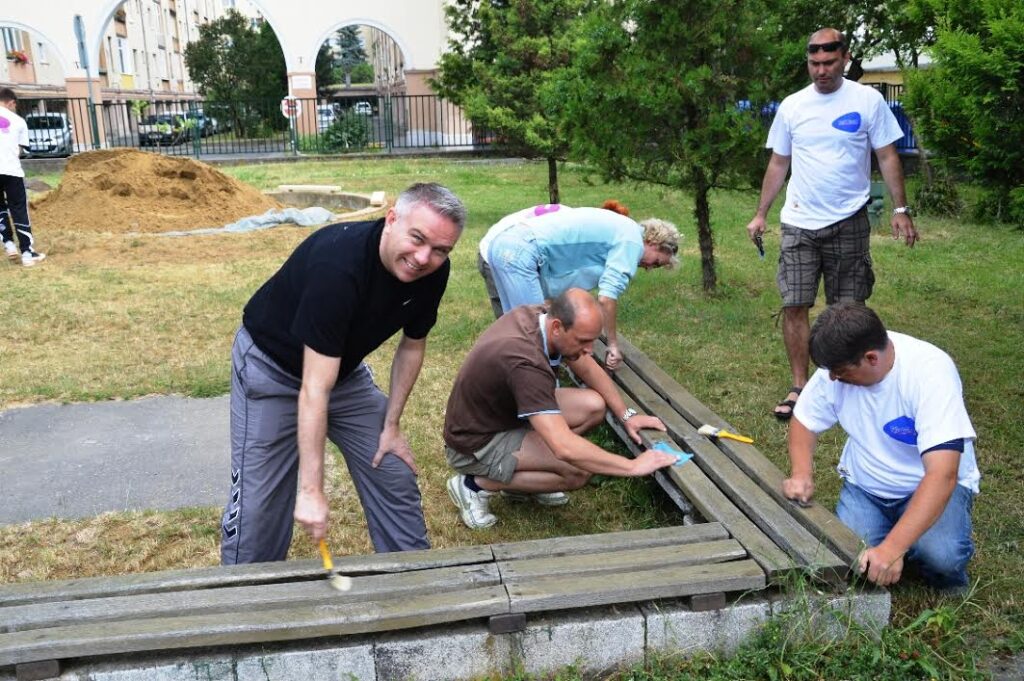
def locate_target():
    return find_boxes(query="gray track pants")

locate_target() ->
[220,327,429,565]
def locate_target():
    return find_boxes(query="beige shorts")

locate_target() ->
[445,428,529,484]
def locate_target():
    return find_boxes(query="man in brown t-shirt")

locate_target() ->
[443,288,678,529]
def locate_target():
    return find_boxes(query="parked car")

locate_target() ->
[183,110,217,137]
[24,113,74,157]
[352,101,373,116]
[138,114,190,146]
[316,104,339,132]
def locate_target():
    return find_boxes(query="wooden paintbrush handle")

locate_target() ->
[318,539,334,570]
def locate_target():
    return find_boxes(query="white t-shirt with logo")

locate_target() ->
[0,108,28,178]
[766,79,904,230]
[794,332,980,499]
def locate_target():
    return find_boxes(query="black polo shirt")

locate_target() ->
[242,219,449,381]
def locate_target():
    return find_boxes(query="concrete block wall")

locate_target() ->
[0,589,890,681]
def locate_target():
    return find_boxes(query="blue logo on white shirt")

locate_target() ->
[883,416,918,445]
[832,112,861,133]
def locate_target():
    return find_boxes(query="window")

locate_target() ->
[1,26,24,52]
[157,48,169,79]
[117,37,131,74]
[36,42,48,64]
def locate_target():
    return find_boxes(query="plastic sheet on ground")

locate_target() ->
[159,207,335,237]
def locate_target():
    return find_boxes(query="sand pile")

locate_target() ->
[32,149,283,233]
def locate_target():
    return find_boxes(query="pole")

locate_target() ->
[73,15,102,150]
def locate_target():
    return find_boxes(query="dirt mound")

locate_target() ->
[32,149,283,233]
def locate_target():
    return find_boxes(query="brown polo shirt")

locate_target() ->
[443,305,561,454]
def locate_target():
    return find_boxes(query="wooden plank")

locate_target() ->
[587,343,792,578]
[0,564,500,634]
[491,523,728,561]
[0,545,495,608]
[608,351,847,582]
[498,539,746,582]
[616,334,863,566]
[507,560,765,613]
[0,585,510,667]
[603,397,792,578]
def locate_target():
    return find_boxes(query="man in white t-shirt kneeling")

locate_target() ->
[784,303,979,591]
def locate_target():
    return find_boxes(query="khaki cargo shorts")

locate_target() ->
[445,427,529,484]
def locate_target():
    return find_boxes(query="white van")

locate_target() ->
[25,113,74,157]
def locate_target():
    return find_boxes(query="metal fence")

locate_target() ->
[15,94,494,159]
[868,83,916,151]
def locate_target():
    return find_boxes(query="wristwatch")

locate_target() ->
[621,408,638,422]
[892,206,913,217]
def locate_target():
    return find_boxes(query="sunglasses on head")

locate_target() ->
[807,40,844,54]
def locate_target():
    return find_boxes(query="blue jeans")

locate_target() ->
[837,481,975,589]
[488,229,545,313]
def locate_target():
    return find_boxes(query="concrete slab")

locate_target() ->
[235,643,376,681]
[0,396,229,524]
[644,597,772,656]
[512,605,646,677]
[375,621,513,680]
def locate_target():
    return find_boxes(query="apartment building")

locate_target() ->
[1,0,247,101]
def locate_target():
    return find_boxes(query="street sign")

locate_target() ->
[280,96,301,119]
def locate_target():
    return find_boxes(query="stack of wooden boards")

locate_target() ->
[0,525,763,676]
[589,335,864,583]
[0,335,864,678]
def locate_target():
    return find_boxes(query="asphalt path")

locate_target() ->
[0,396,229,524]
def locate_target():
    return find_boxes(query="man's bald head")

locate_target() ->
[548,289,603,361]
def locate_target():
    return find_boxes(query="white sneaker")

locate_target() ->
[3,241,17,261]
[447,475,497,529]
[21,250,46,267]
[500,490,570,507]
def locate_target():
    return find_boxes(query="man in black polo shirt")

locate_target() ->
[221,182,466,564]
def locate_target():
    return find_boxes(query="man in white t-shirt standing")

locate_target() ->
[745,29,916,420]
[784,303,979,590]
[0,88,45,266]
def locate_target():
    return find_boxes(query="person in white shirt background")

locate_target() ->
[745,28,916,420]
[0,87,45,267]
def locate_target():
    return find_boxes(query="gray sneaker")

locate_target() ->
[447,475,497,529]
[500,490,570,507]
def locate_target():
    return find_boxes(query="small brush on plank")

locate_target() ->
[318,539,353,592]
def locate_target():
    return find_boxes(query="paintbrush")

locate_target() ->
[697,424,754,444]
[318,539,353,592]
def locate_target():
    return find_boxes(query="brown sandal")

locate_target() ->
[773,386,802,421]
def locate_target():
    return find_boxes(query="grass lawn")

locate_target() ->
[2,156,1021,676]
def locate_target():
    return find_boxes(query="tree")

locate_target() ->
[904,0,1024,226]
[433,0,590,203]
[183,10,286,134]
[335,26,368,88]
[315,43,339,95]
[563,0,778,291]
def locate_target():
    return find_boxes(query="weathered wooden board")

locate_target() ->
[498,539,746,582]
[603,397,792,579]
[616,335,864,567]
[586,343,792,578]
[608,352,847,582]
[491,523,728,561]
[0,586,510,667]
[0,545,495,608]
[507,560,765,613]
[0,564,501,634]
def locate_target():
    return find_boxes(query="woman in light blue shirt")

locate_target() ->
[479,203,679,370]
